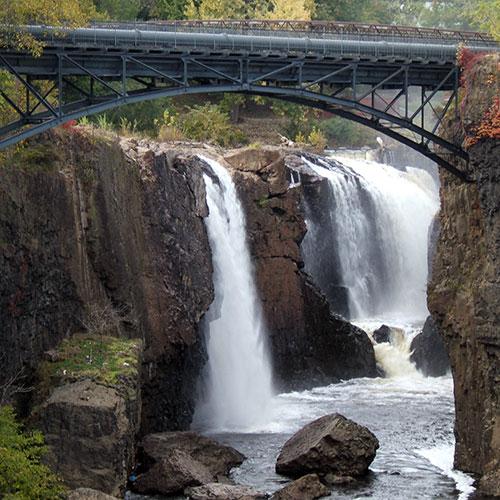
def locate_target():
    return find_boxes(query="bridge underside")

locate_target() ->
[0,44,468,179]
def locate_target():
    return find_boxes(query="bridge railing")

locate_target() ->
[16,24,498,61]
[89,19,496,45]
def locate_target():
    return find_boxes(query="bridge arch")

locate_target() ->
[0,82,468,180]
[1,22,496,179]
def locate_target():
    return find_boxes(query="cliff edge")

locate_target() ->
[428,53,500,496]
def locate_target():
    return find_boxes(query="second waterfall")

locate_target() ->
[193,156,274,432]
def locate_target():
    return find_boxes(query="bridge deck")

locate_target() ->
[0,22,499,179]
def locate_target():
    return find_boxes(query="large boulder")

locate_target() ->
[410,316,449,377]
[276,413,378,478]
[184,483,267,500]
[133,449,213,495]
[32,376,140,497]
[271,474,330,500]
[134,431,245,494]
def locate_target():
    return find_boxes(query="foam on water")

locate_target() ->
[416,444,476,499]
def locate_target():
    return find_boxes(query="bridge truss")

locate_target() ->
[0,23,497,179]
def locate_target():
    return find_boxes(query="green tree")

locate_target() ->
[268,0,314,20]
[0,0,98,55]
[0,406,65,499]
[473,0,500,39]
[93,0,141,20]
[151,0,188,19]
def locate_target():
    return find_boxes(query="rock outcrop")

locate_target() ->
[428,53,500,496]
[0,130,214,433]
[276,413,379,478]
[134,431,245,494]
[185,483,268,500]
[409,316,449,377]
[372,325,392,344]
[33,378,140,497]
[67,488,120,500]
[224,149,377,390]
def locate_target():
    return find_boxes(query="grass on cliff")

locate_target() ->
[37,334,141,393]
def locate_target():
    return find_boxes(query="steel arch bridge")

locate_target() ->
[0,21,498,180]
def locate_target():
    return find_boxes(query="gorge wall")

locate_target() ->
[0,131,214,435]
[428,53,500,496]
[0,130,376,445]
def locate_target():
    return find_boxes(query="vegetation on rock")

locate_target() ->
[37,334,141,391]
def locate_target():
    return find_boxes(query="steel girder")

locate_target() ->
[0,46,468,178]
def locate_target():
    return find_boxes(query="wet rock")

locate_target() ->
[271,474,330,500]
[184,483,268,500]
[372,325,392,344]
[134,449,213,495]
[276,413,379,478]
[409,316,449,377]
[67,488,119,500]
[32,378,140,497]
[139,431,245,480]
[227,149,377,391]
[324,473,356,485]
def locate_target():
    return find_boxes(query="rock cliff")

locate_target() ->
[428,53,500,496]
[0,129,214,434]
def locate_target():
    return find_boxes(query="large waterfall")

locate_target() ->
[301,155,440,322]
[193,156,274,432]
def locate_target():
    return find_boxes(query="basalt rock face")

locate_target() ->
[409,316,449,377]
[0,131,213,434]
[225,149,376,390]
[428,54,500,496]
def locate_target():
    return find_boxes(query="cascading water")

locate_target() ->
[181,154,472,500]
[193,156,274,432]
[301,155,440,322]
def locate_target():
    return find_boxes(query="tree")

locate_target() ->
[473,0,500,39]
[0,0,98,55]
[150,0,188,20]
[268,0,314,21]
[93,0,141,20]
[0,406,65,499]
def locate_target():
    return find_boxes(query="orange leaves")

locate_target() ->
[465,96,500,147]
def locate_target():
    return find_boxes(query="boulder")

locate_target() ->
[134,449,213,495]
[410,316,449,377]
[32,378,140,497]
[139,431,245,479]
[67,488,119,500]
[271,474,330,500]
[276,413,378,478]
[372,325,392,344]
[184,483,267,500]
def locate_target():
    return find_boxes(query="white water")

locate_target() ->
[186,155,473,499]
[301,156,440,320]
[192,156,274,432]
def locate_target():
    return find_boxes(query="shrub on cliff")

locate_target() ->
[0,406,65,499]
[179,103,246,146]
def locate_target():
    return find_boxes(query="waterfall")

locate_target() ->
[193,155,274,432]
[301,156,440,321]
